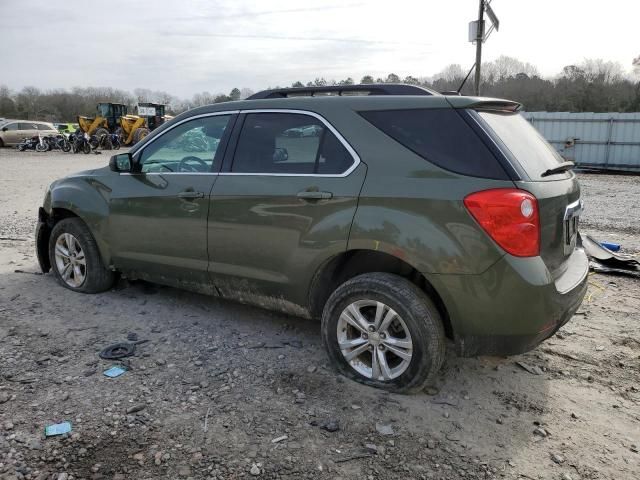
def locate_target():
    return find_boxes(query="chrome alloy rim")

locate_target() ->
[54,233,86,288]
[337,300,413,381]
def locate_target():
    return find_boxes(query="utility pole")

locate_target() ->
[474,0,484,96]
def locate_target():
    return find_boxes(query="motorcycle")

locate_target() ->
[89,131,121,151]
[43,134,71,152]
[17,134,48,152]
[17,136,38,151]
[71,130,91,154]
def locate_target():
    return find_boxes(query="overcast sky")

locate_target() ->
[0,0,637,98]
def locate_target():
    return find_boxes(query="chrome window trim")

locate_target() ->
[122,108,361,178]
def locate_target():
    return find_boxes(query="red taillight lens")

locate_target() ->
[464,188,540,257]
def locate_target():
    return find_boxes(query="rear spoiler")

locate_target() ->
[446,97,522,112]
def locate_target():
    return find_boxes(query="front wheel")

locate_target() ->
[36,142,47,152]
[61,141,71,153]
[82,142,91,154]
[48,218,115,293]
[321,273,446,393]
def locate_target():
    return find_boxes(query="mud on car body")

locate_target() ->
[37,84,588,392]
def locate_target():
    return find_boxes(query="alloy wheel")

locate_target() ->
[337,300,413,381]
[54,233,87,288]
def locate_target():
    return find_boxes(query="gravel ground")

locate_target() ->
[0,148,639,480]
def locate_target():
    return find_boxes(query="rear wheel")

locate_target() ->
[94,127,112,150]
[132,127,150,144]
[321,273,446,393]
[48,218,115,293]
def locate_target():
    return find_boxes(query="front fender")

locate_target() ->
[45,176,113,266]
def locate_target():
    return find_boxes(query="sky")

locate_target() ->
[0,0,638,98]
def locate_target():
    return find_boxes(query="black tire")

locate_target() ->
[94,127,112,150]
[61,141,71,153]
[48,218,115,293]
[132,127,150,145]
[82,142,91,154]
[321,273,446,393]
[0,138,4,147]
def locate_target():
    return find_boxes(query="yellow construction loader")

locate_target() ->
[77,103,150,148]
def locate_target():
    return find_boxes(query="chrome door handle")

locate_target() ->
[297,191,333,200]
[178,190,204,199]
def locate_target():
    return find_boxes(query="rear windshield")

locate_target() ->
[359,108,508,179]
[478,111,567,181]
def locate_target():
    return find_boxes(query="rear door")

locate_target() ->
[475,110,581,275]
[18,122,37,141]
[208,110,366,308]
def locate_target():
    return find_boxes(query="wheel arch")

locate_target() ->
[308,249,454,340]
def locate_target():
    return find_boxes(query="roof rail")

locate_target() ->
[247,83,438,100]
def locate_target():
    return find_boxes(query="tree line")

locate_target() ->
[1,56,638,122]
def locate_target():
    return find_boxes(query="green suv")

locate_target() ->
[36,84,588,392]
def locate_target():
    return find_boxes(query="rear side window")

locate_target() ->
[232,113,354,175]
[36,123,54,131]
[478,111,565,181]
[359,108,507,179]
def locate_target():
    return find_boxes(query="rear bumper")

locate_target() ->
[429,247,589,357]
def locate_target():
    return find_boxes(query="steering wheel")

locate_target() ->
[178,156,208,172]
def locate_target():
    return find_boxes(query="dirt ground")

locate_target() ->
[0,148,638,480]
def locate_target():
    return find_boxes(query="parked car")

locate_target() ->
[0,120,58,147]
[56,123,80,135]
[35,84,588,392]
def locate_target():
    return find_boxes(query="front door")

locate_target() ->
[108,113,234,292]
[209,110,366,309]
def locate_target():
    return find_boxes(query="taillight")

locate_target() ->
[464,188,540,257]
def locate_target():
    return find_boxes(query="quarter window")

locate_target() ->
[3,123,18,131]
[232,113,354,174]
[18,123,36,130]
[139,115,231,173]
[359,108,508,179]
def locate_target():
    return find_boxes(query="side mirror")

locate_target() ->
[1,127,7,132]
[109,153,132,172]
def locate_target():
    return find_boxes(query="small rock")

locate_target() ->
[156,359,166,366]
[272,435,288,443]
[0,392,10,404]
[194,360,203,367]
[320,420,339,432]
[4,421,14,431]
[351,404,361,410]
[534,427,548,437]
[126,404,146,414]
[551,453,565,464]
[561,474,573,480]
[630,444,638,453]
[154,452,163,465]
[595,345,605,351]
[57,474,68,480]
[376,423,394,436]
[250,463,260,476]
[306,365,317,373]
[427,439,436,449]
[364,443,378,454]
[133,453,144,462]
[496,418,503,425]
[177,465,191,477]
[277,354,285,360]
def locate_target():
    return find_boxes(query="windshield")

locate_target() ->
[478,111,568,181]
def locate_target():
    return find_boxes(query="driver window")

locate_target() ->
[139,115,231,173]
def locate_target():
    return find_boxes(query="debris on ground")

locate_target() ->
[583,234,640,277]
[103,365,127,377]
[44,422,72,437]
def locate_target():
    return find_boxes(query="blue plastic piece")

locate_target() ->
[103,366,127,378]
[45,422,72,436]
[600,241,621,252]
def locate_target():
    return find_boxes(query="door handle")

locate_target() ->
[178,190,204,199]
[297,190,333,200]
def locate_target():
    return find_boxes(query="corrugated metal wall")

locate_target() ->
[522,112,640,172]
